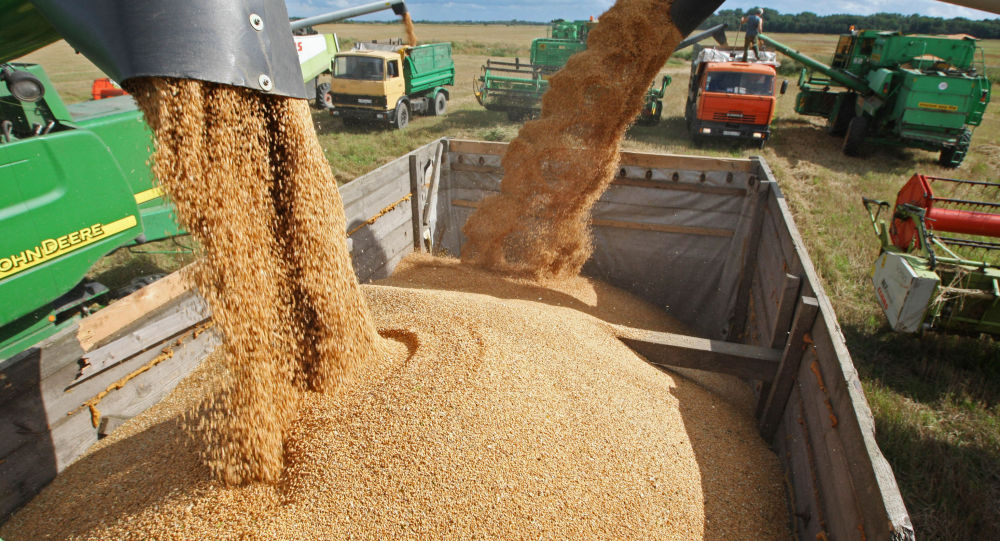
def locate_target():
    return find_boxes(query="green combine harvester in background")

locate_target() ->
[759,30,991,167]
[474,19,595,121]
[474,21,726,124]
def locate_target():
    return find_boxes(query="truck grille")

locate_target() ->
[713,111,756,124]
[331,93,388,108]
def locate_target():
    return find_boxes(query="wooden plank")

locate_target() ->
[449,162,502,174]
[618,328,782,382]
[448,140,757,173]
[796,350,865,541]
[72,295,209,386]
[346,201,412,246]
[757,155,913,540]
[77,267,194,351]
[774,387,827,540]
[409,154,424,253]
[726,180,772,341]
[448,139,508,156]
[810,319,915,541]
[769,274,803,349]
[757,296,819,439]
[354,221,414,283]
[451,200,734,238]
[620,149,756,173]
[592,218,733,238]
[611,176,747,196]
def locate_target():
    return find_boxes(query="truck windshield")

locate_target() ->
[334,56,385,81]
[705,71,774,96]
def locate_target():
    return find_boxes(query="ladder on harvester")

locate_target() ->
[863,174,1000,336]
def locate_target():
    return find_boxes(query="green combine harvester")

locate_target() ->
[0,0,408,362]
[759,30,991,167]
[474,19,595,121]
[474,21,726,124]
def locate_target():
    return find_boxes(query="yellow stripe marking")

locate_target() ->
[918,102,958,112]
[134,186,165,204]
[0,216,138,280]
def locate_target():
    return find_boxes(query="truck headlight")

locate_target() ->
[752,132,763,138]
[700,128,711,134]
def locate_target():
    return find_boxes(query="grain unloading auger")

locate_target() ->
[864,174,1000,335]
[0,0,407,361]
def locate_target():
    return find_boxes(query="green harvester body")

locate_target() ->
[760,30,990,166]
[474,19,593,121]
[0,64,182,360]
[0,1,185,361]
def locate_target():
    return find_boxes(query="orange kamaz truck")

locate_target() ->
[684,47,786,147]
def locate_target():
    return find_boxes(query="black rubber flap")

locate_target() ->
[29,0,307,99]
[670,0,727,36]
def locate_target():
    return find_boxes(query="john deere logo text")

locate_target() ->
[0,216,137,280]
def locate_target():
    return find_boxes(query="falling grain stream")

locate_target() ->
[0,2,792,538]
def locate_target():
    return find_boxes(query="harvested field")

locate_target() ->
[1,255,789,540]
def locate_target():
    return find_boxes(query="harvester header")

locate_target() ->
[864,174,1000,335]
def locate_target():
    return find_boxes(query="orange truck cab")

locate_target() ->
[684,48,786,146]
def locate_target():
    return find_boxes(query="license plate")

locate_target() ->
[723,130,740,136]
[358,98,372,104]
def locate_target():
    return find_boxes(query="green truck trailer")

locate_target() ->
[759,30,991,167]
[329,41,455,129]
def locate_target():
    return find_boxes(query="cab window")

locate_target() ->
[387,60,400,78]
[334,56,385,81]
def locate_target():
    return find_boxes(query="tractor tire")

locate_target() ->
[828,93,856,136]
[432,92,448,116]
[842,115,868,157]
[393,103,409,129]
[315,82,332,109]
[938,128,971,168]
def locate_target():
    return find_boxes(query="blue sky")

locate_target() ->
[286,0,999,22]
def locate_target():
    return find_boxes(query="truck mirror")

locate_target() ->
[780,80,789,95]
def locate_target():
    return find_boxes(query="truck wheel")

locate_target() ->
[828,93,855,136]
[394,104,409,129]
[315,82,332,109]
[842,115,868,157]
[432,92,448,116]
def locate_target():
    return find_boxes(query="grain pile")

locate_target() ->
[122,79,386,484]
[462,0,683,279]
[0,255,789,540]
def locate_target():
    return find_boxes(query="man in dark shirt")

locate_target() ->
[741,8,764,62]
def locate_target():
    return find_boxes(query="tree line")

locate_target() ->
[701,9,1000,39]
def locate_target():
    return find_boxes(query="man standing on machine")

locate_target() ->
[741,8,764,62]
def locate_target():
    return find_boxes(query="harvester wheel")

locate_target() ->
[938,129,971,168]
[394,104,409,129]
[315,82,333,109]
[432,92,448,116]
[842,115,868,157]
[828,93,856,136]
